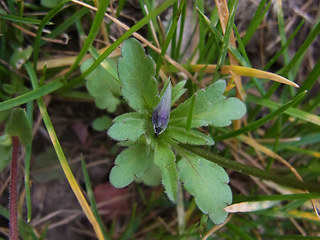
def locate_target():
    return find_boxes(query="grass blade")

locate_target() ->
[263,19,305,71]
[63,0,178,91]
[0,79,64,111]
[81,157,109,240]
[247,95,320,127]
[40,7,89,47]
[298,59,320,93]
[215,91,307,141]
[280,21,320,76]
[190,64,300,88]
[24,101,33,222]
[25,62,104,240]
[242,0,270,46]
[33,1,67,70]
[0,14,48,25]
[155,0,185,78]
[66,0,109,78]
[212,0,237,82]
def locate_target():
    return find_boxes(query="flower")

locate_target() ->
[152,83,171,135]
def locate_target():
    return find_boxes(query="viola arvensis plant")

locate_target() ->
[108,38,246,224]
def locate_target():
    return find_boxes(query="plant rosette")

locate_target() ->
[107,38,246,225]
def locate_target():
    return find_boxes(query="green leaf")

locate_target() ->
[178,155,232,225]
[0,110,10,122]
[6,108,32,145]
[81,58,121,112]
[92,115,113,131]
[154,141,178,202]
[166,126,214,145]
[0,134,12,171]
[203,97,247,127]
[170,80,246,128]
[118,38,159,113]
[89,47,120,82]
[171,80,187,106]
[135,163,162,186]
[108,112,147,141]
[10,46,33,69]
[109,143,153,188]
[41,0,66,8]
[171,80,226,124]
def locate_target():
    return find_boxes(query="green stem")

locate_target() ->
[177,181,185,234]
[25,101,33,222]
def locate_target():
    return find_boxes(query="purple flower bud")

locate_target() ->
[152,83,171,135]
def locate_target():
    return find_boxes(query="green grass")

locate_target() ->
[0,0,319,239]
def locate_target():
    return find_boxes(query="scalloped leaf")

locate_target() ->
[166,126,214,145]
[178,155,232,225]
[154,141,178,202]
[81,57,121,112]
[170,80,246,128]
[108,112,147,141]
[118,38,159,113]
[110,143,152,188]
[135,163,162,186]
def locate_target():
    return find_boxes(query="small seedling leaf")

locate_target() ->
[92,115,113,131]
[178,155,232,225]
[6,108,32,145]
[170,80,246,128]
[0,110,10,122]
[110,143,152,188]
[81,58,121,112]
[108,112,147,141]
[10,46,33,69]
[0,134,12,171]
[118,38,159,113]
[154,141,178,202]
